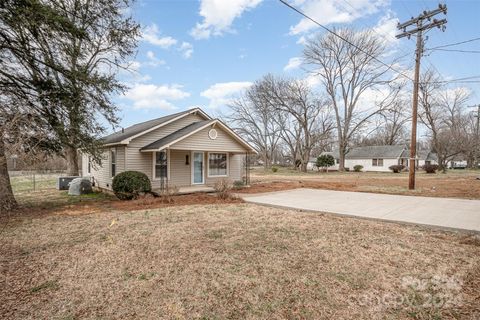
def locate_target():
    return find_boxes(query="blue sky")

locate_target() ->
[114,0,480,130]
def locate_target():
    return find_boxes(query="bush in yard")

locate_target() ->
[316,154,335,171]
[344,167,350,172]
[233,180,245,189]
[389,164,405,173]
[214,179,235,200]
[271,166,279,173]
[423,164,439,174]
[112,171,151,200]
[353,165,363,172]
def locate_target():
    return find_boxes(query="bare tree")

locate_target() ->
[419,69,471,172]
[358,97,410,146]
[303,28,395,170]
[227,89,284,169]
[254,75,334,172]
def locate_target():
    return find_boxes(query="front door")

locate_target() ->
[192,152,204,184]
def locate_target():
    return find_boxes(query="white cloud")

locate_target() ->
[284,57,302,71]
[304,73,321,88]
[373,12,399,45]
[296,35,307,45]
[143,24,178,48]
[179,42,194,59]
[145,51,166,67]
[123,83,190,110]
[201,81,253,108]
[127,61,142,72]
[289,0,388,35]
[190,0,262,39]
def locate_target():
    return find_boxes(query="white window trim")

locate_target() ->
[207,152,229,178]
[152,149,170,181]
[110,148,116,178]
[191,151,205,185]
[372,158,384,167]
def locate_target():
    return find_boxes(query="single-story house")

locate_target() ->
[81,108,256,191]
[309,145,437,172]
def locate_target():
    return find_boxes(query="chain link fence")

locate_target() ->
[9,170,67,193]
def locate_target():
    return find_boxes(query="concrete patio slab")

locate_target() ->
[241,188,480,232]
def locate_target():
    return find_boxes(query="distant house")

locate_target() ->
[81,108,257,191]
[309,145,437,172]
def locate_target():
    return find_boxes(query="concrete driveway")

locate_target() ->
[241,188,480,232]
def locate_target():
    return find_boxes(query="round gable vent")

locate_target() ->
[208,128,218,140]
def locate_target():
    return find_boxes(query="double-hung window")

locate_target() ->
[208,153,227,176]
[111,149,116,177]
[155,151,168,179]
[372,158,384,167]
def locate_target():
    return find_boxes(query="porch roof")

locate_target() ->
[140,120,215,152]
[140,118,257,154]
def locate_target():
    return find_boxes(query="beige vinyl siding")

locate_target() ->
[168,150,191,187]
[171,126,247,153]
[126,113,205,189]
[81,146,125,190]
[128,114,204,150]
[229,154,243,181]
[204,152,244,185]
[166,151,244,187]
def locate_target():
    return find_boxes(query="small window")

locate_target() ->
[208,153,227,176]
[155,151,168,179]
[372,158,384,167]
[88,156,91,174]
[111,149,116,177]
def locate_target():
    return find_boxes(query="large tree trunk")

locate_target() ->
[0,138,17,214]
[300,149,310,172]
[338,140,346,171]
[65,145,79,176]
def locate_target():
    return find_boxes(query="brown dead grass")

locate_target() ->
[238,169,480,199]
[1,203,479,319]
[7,189,241,220]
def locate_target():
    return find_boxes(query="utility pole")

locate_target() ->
[396,4,447,190]
[469,104,480,168]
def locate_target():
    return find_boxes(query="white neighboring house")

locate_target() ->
[309,145,438,172]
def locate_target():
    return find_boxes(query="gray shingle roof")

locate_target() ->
[140,120,215,151]
[345,145,406,159]
[400,149,438,161]
[322,145,437,160]
[101,108,199,144]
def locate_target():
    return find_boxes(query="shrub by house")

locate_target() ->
[112,171,151,200]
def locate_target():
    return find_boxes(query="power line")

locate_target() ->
[426,48,480,54]
[278,0,414,81]
[427,76,480,84]
[428,37,480,50]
